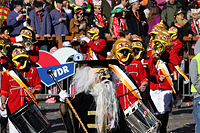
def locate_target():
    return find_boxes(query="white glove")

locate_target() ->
[81,36,90,43]
[59,90,69,102]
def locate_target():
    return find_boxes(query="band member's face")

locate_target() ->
[12,47,29,69]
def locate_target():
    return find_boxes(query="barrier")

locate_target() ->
[35,36,197,98]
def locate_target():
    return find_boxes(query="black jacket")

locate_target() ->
[125,9,148,37]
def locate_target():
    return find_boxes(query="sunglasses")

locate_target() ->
[97,8,102,10]
[79,13,83,15]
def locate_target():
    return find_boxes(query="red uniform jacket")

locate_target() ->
[116,60,148,109]
[144,59,160,84]
[147,49,179,90]
[1,66,42,114]
[172,38,183,65]
[80,39,107,60]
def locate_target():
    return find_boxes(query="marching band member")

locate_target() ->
[0,33,11,133]
[147,31,179,133]
[59,60,132,133]
[148,20,167,51]
[80,27,107,60]
[0,43,43,132]
[131,37,165,105]
[168,22,184,65]
[110,37,148,109]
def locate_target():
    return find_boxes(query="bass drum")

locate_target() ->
[124,100,161,133]
[9,100,51,133]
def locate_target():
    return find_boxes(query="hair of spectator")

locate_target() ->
[147,6,159,24]
[120,30,131,37]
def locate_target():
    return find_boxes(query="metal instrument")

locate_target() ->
[124,100,161,133]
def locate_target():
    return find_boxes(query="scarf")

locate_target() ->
[55,7,63,15]
[94,12,104,25]
[113,17,125,37]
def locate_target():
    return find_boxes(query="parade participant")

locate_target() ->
[50,0,69,36]
[29,1,51,51]
[80,27,107,60]
[19,26,40,66]
[0,43,43,132]
[109,8,128,38]
[148,20,167,51]
[59,60,132,133]
[7,0,29,36]
[110,37,148,109]
[0,34,11,133]
[168,22,184,65]
[147,31,179,133]
[190,40,200,133]
[131,36,165,105]
[88,1,109,37]
[69,8,89,37]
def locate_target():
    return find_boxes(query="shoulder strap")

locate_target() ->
[13,69,30,87]
[118,64,139,88]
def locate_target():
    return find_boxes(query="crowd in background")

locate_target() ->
[0,0,199,55]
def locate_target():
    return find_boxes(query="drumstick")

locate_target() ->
[164,73,174,78]
[47,69,88,133]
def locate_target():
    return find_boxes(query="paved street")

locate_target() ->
[0,98,195,133]
[38,98,195,133]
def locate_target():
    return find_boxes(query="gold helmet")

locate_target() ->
[0,33,11,53]
[19,26,35,41]
[153,31,173,54]
[131,37,145,60]
[7,43,29,70]
[149,20,167,37]
[111,37,132,63]
[87,27,99,41]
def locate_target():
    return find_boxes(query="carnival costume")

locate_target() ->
[59,60,132,133]
[80,27,107,60]
[111,37,148,109]
[0,43,43,132]
[147,31,179,133]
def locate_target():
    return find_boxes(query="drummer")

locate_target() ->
[110,37,148,110]
[0,43,43,132]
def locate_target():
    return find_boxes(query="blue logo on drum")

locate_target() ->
[73,53,83,61]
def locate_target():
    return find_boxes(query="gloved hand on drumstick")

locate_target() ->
[59,90,69,102]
